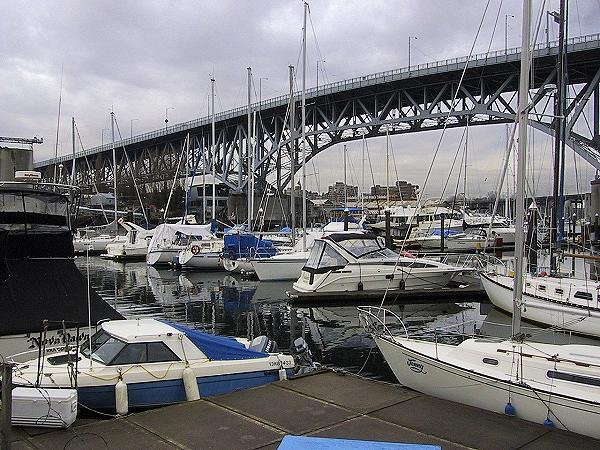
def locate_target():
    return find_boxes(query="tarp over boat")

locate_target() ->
[161,321,268,360]
[0,259,124,335]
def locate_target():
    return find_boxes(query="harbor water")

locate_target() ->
[75,253,597,383]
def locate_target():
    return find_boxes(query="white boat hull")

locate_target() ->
[251,253,309,281]
[179,252,223,270]
[147,247,184,266]
[222,258,254,274]
[481,273,600,338]
[374,335,600,439]
[0,328,90,363]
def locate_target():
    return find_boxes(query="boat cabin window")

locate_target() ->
[305,241,348,272]
[555,288,564,295]
[482,358,498,365]
[110,342,181,365]
[547,370,600,387]
[574,291,593,301]
[81,329,126,365]
[538,285,546,292]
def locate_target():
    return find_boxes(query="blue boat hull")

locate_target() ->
[79,369,291,411]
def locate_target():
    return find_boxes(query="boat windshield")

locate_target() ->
[305,240,348,271]
[337,237,396,259]
[80,329,126,365]
[0,190,69,231]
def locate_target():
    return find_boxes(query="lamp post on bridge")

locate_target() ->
[408,36,417,72]
[505,14,514,53]
[316,59,325,91]
[259,77,269,106]
[101,128,109,147]
[165,107,174,131]
[130,118,139,138]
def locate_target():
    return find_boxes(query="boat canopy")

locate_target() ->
[161,321,269,360]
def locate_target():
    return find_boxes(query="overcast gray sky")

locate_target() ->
[2,0,599,198]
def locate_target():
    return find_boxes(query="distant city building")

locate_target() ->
[369,181,418,201]
[326,181,358,204]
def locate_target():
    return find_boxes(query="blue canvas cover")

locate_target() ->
[160,321,268,360]
[223,233,276,259]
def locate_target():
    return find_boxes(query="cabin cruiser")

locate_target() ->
[147,223,216,266]
[12,319,297,413]
[103,220,154,261]
[221,232,280,274]
[0,176,123,361]
[292,233,464,294]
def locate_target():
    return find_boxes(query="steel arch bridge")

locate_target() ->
[36,33,600,194]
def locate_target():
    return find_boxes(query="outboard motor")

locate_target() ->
[249,335,279,353]
[291,337,320,375]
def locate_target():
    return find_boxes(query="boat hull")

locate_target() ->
[481,273,600,338]
[147,248,183,266]
[77,369,289,411]
[179,252,223,270]
[374,335,600,438]
[251,253,309,281]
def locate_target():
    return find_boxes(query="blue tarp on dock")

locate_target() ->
[278,435,441,450]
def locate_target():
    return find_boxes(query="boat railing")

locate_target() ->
[357,306,408,339]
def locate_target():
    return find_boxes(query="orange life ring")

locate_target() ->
[191,245,200,255]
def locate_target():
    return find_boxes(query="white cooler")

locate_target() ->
[11,387,77,428]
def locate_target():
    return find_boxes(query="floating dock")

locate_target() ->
[287,284,488,305]
[10,370,597,449]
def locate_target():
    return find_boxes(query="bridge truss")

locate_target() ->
[38,34,600,195]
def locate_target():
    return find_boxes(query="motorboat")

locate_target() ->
[0,177,123,361]
[147,223,216,266]
[104,220,154,261]
[73,221,124,254]
[12,319,297,413]
[292,233,464,294]
[177,237,224,270]
[481,269,600,338]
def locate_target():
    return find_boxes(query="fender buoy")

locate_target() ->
[228,249,236,260]
[191,245,200,255]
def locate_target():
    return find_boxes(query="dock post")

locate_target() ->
[440,214,445,252]
[1,363,14,450]
[343,208,349,231]
[385,210,392,249]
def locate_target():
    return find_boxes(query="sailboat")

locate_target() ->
[481,0,600,337]
[359,1,600,438]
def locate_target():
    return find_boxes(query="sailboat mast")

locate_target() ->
[247,67,253,231]
[344,144,348,208]
[289,65,296,246]
[110,111,117,229]
[464,122,468,209]
[202,136,207,224]
[386,130,390,207]
[512,0,532,338]
[71,117,76,184]
[211,77,216,221]
[301,1,307,251]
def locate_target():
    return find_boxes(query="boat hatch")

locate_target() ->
[547,370,600,387]
[303,240,348,276]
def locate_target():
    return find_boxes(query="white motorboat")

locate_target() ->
[292,233,464,294]
[178,238,224,270]
[359,306,600,439]
[12,319,297,412]
[73,232,124,254]
[104,220,154,261]
[481,270,600,338]
[147,223,215,266]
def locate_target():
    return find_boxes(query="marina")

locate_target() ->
[2,0,600,448]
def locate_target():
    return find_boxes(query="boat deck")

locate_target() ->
[10,371,598,449]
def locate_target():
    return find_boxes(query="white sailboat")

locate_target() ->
[359,2,600,438]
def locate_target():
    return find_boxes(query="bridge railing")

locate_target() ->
[36,32,600,168]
